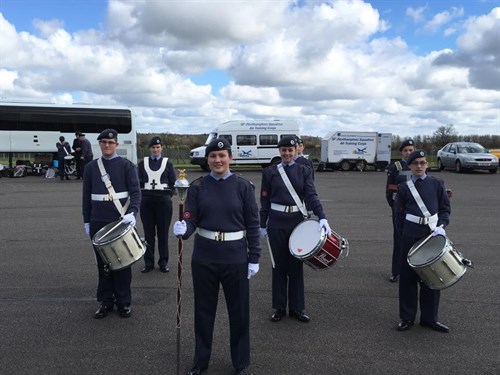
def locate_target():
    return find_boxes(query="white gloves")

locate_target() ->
[173,220,187,236]
[259,227,268,238]
[122,213,136,226]
[84,223,90,236]
[319,219,332,236]
[432,226,446,237]
[247,263,259,279]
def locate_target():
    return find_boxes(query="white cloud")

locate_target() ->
[0,2,498,138]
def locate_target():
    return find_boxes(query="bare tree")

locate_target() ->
[433,124,458,149]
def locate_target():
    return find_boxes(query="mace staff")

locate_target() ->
[174,169,189,375]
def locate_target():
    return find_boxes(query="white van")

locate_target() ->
[190,120,300,170]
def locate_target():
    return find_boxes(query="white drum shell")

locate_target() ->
[408,235,466,290]
[92,220,145,270]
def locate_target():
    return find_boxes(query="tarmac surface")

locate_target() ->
[0,168,499,375]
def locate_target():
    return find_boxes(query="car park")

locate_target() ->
[437,142,498,173]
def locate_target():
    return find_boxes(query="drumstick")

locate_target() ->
[266,237,276,269]
[96,220,125,241]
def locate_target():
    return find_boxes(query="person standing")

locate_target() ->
[394,150,451,333]
[80,133,94,169]
[72,132,83,179]
[260,136,332,323]
[173,138,261,375]
[294,137,315,179]
[82,129,141,319]
[385,139,415,282]
[138,136,177,273]
[56,136,72,181]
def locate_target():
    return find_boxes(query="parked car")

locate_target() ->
[437,142,498,173]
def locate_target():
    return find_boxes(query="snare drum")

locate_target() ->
[289,219,349,270]
[64,155,74,160]
[407,235,466,290]
[92,220,145,270]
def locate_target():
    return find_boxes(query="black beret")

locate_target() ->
[148,136,162,148]
[295,137,304,145]
[399,139,415,151]
[75,131,82,136]
[97,129,118,140]
[205,138,231,157]
[278,136,297,148]
[407,149,427,164]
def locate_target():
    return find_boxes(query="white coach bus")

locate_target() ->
[0,102,138,165]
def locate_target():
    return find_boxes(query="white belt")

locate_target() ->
[143,183,169,190]
[271,203,300,213]
[91,192,129,201]
[405,213,438,226]
[197,228,245,241]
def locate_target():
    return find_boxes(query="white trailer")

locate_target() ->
[318,131,391,171]
[190,119,300,170]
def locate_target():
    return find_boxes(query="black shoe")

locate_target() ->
[397,320,414,331]
[65,177,70,180]
[235,367,251,375]
[420,320,449,333]
[187,367,203,375]
[141,267,153,273]
[94,304,113,319]
[289,310,310,323]
[160,265,170,273]
[389,274,399,282]
[118,305,132,318]
[271,309,286,322]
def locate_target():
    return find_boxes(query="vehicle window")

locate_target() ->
[458,146,467,153]
[449,144,456,153]
[469,144,486,153]
[280,134,298,140]
[219,134,232,144]
[260,134,278,146]
[237,135,256,146]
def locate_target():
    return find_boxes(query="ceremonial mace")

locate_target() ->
[174,170,189,375]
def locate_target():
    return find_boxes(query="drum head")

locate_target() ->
[93,220,131,245]
[64,155,74,160]
[408,235,446,266]
[289,220,325,258]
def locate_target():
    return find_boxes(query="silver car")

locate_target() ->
[437,142,498,173]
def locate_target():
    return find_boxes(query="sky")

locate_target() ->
[0,0,499,138]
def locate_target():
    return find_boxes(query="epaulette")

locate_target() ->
[191,176,204,187]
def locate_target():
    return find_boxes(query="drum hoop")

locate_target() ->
[408,235,450,268]
[92,221,133,246]
[289,219,327,258]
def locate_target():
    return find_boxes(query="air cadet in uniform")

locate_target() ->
[72,132,83,179]
[56,136,72,181]
[138,136,177,273]
[294,137,315,179]
[394,150,451,333]
[173,138,260,375]
[260,136,332,323]
[385,139,415,282]
[82,129,141,319]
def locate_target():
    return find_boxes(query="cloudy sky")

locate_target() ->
[0,0,499,138]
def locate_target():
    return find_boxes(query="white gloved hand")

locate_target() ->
[247,263,260,279]
[319,219,332,236]
[122,213,136,226]
[432,226,446,237]
[84,223,90,236]
[259,227,268,238]
[173,220,187,236]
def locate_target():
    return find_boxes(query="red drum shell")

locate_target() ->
[289,219,346,270]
